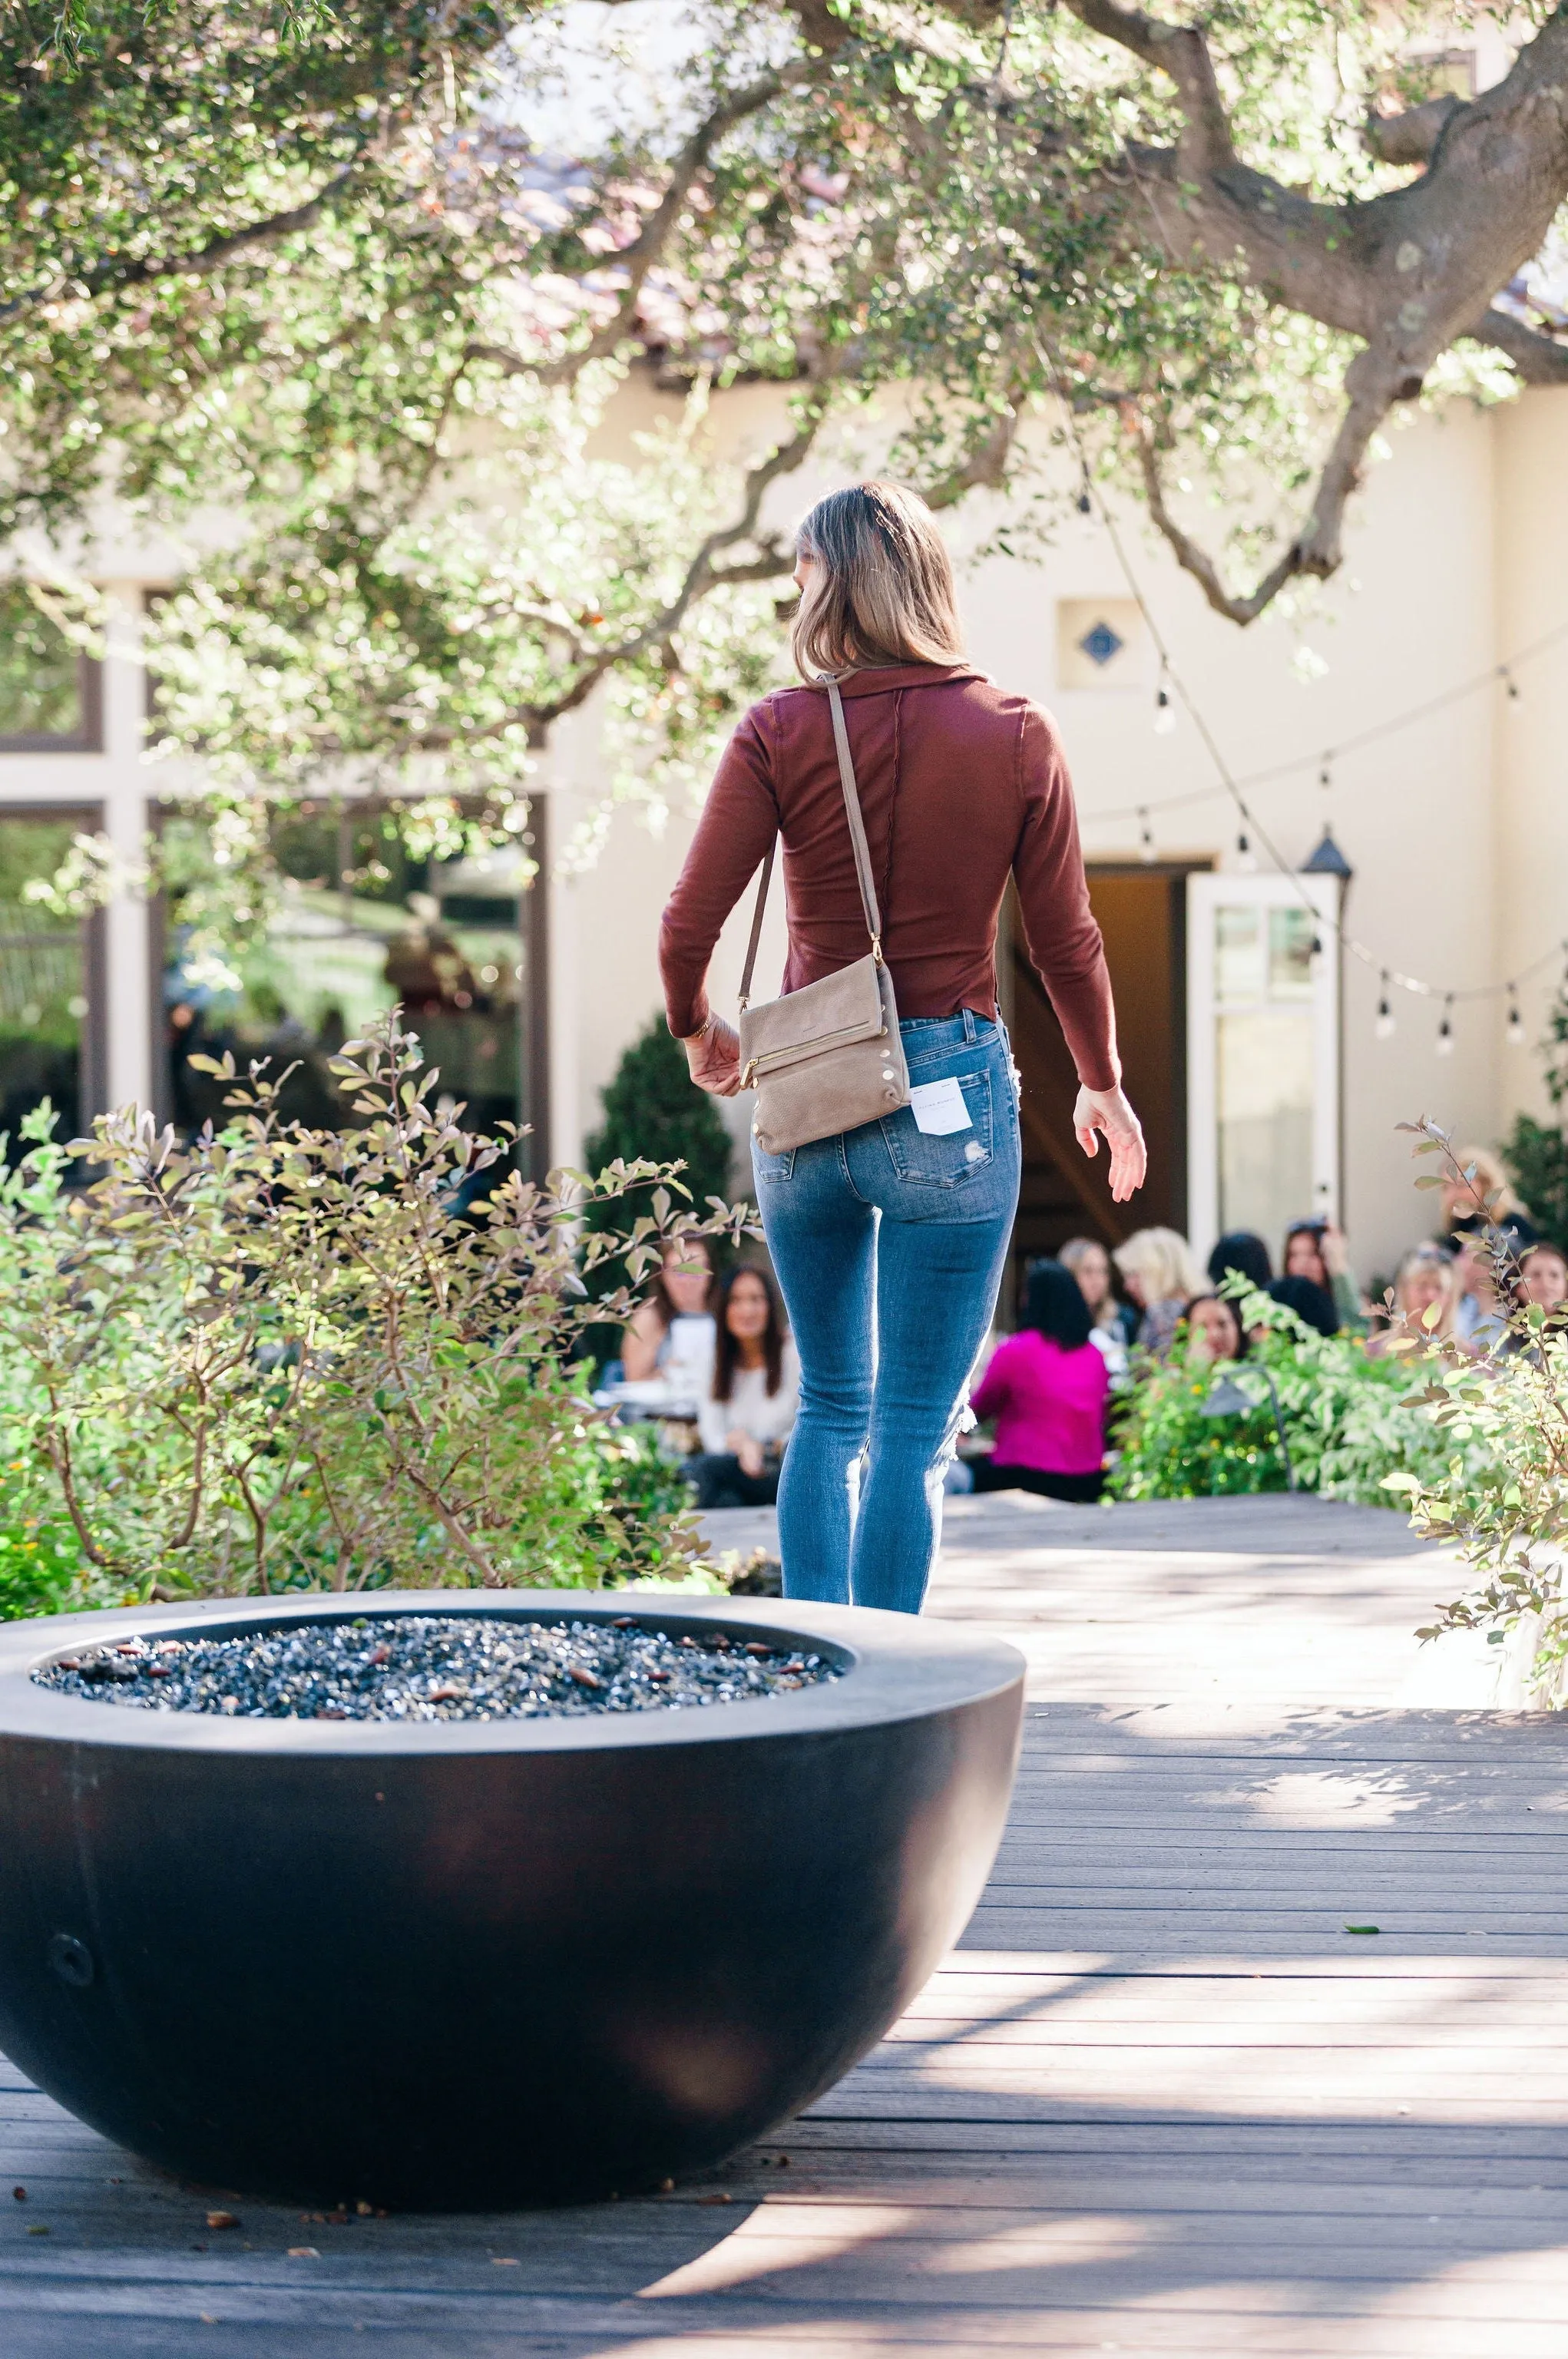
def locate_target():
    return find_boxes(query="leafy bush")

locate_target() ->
[1501,972,1568,1247]
[1391,1120,1568,1692]
[577,1011,739,1371]
[1108,1290,1487,1506]
[583,1013,736,1213]
[0,1015,746,1611]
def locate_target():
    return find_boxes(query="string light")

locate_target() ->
[1507,989,1527,1047]
[1138,805,1156,862]
[1030,327,1563,1017]
[1153,662,1176,736]
[1375,974,1395,1040]
[1075,462,1093,517]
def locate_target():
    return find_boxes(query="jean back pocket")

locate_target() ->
[879,1068,994,1187]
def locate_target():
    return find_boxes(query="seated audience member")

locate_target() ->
[1207,1232,1273,1296]
[689,1264,799,1510]
[1059,1235,1133,1372]
[1277,1218,1365,1335]
[1454,1234,1510,1353]
[1268,1272,1340,1340]
[1513,1242,1568,1332]
[969,1261,1110,1504]
[1113,1227,1205,1357]
[1365,1245,1459,1358]
[1182,1294,1245,1365]
[1437,1146,1537,1252]
[622,1233,715,1387]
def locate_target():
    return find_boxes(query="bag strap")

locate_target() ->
[737,674,881,1014]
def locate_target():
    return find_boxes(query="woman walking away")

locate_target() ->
[969,1261,1110,1504]
[660,480,1144,1613]
[690,1264,799,1510]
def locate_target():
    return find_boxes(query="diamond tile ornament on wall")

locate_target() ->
[1078,620,1124,667]
[1055,597,1149,690]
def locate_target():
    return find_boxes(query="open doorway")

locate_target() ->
[1004,861,1207,1317]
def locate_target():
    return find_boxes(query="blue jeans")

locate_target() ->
[753,1011,1021,1615]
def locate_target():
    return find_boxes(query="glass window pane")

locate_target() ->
[165,810,521,1140]
[1214,905,1262,1003]
[0,818,88,1139]
[1268,906,1315,1001]
[0,587,82,740]
[1216,1007,1314,1249]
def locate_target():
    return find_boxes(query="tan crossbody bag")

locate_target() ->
[738,676,910,1156]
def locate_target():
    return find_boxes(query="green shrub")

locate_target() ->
[583,1014,736,1213]
[577,1011,739,1371]
[1502,975,1568,1246]
[0,1017,747,1610]
[1108,1290,1488,1506]
[1392,1119,1568,1692]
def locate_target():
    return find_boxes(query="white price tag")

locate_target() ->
[908,1077,973,1135]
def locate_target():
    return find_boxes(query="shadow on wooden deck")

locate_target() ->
[2,1500,1565,2354]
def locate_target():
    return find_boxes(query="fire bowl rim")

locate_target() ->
[0,1591,1024,1757]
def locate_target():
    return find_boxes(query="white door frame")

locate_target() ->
[1186,871,1341,1265]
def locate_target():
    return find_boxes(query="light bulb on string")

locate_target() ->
[1075,462,1093,517]
[1374,974,1395,1041]
[1436,995,1455,1057]
[1501,666,1522,704]
[1235,825,1258,875]
[1507,989,1527,1048]
[1153,663,1176,736]
[1138,806,1156,863]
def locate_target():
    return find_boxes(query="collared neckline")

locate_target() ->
[805,663,987,699]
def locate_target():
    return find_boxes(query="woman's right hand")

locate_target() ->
[1073,1083,1147,1203]
[684,1014,743,1097]
[726,1430,765,1478]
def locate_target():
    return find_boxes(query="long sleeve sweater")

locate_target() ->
[658,662,1120,1091]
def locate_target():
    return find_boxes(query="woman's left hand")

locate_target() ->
[684,1015,743,1097]
[1320,1220,1350,1278]
[1073,1083,1147,1203]
[727,1431,765,1478]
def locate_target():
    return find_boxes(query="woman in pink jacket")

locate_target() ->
[969,1259,1110,1504]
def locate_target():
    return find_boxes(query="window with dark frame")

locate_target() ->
[0,584,104,754]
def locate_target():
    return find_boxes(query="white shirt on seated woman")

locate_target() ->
[620,1235,716,1398]
[697,1266,799,1464]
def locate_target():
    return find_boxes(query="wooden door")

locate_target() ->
[1005,862,1201,1312]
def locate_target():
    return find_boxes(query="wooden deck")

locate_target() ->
[4,1495,1566,2356]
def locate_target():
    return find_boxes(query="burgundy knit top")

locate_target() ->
[658,662,1120,1093]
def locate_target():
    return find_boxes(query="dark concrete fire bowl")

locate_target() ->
[0,1593,1024,2209]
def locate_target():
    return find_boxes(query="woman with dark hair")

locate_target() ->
[661,480,1144,1610]
[621,1233,715,1388]
[1276,1218,1366,1335]
[966,1260,1110,1503]
[689,1265,799,1510]
[1183,1294,1245,1364]
[1207,1232,1272,1295]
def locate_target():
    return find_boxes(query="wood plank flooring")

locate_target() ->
[2,1496,1564,2356]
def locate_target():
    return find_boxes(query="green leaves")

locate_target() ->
[0,1006,741,1603]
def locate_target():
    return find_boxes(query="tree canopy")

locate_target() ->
[4,2,1566,840]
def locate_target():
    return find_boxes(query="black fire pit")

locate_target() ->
[0,1592,1023,2208]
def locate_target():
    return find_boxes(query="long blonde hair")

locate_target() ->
[1448,1144,1523,1223]
[1113,1226,1204,1306]
[792,481,964,680]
